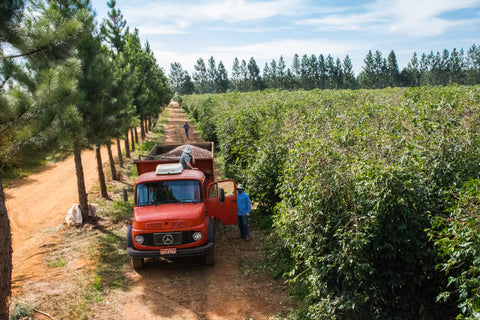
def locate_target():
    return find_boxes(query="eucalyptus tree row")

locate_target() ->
[0,1,170,317]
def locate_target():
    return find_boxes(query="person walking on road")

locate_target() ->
[183,122,189,138]
[237,184,251,241]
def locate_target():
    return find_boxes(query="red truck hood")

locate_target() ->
[133,203,206,231]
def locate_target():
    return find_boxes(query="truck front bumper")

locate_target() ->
[127,241,214,259]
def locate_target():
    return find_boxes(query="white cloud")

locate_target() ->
[123,0,305,29]
[138,25,187,35]
[298,0,480,37]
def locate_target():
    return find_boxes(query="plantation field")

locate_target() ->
[181,85,480,319]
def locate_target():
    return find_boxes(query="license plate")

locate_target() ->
[160,248,176,255]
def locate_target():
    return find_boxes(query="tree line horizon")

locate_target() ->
[168,44,480,95]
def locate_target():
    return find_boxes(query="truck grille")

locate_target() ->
[153,232,181,246]
[140,231,198,247]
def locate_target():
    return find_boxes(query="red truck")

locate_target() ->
[126,142,238,269]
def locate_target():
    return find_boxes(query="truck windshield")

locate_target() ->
[136,180,202,206]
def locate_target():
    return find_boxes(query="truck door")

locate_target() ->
[206,180,238,225]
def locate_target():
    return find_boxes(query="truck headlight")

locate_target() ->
[193,232,202,241]
[134,235,144,244]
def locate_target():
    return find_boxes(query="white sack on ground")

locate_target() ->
[66,203,98,226]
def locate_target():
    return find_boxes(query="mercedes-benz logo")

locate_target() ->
[163,234,174,245]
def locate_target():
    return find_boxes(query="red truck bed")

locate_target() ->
[134,142,215,187]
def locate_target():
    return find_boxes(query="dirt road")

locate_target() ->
[6,141,118,293]
[7,102,295,319]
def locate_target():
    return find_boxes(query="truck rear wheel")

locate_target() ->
[131,257,144,269]
[204,247,215,265]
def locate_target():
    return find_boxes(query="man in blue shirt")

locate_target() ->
[183,122,189,138]
[237,184,251,241]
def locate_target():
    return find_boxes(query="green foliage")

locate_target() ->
[136,140,155,151]
[430,179,480,319]
[100,199,133,221]
[183,85,480,319]
[9,301,34,320]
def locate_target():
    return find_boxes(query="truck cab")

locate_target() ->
[127,144,237,269]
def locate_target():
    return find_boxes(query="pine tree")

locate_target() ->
[373,50,387,88]
[420,52,431,85]
[270,59,278,89]
[101,0,132,170]
[263,62,271,88]
[318,54,327,89]
[334,58,343,89]
[387,50,400,87]
[466,44,480,84]
[449,48,465,84]
[309,54,320,89]
[75,1,115,204]
[1,1,83,317]
[240,59,248,91]
[277,56,286,89]
[247,57,262,91]
[207,56,217,93]
[405,52,421,87]
[101,0,127,55]
[232,57,241,91]
[358,50,375,89]
[291,54,301,89]
[193,57,208,93]
[343,55,357,89]
[169,62,185,94]
[299,54,310,89]
[216,61,229,93]
[326,54,335,89]
[182,71,194,95]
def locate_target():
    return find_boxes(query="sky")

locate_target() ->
[90,0,480,77]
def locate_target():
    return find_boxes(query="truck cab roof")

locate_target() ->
[136,168,205,184]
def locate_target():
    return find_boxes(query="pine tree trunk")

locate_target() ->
[107,143,117,181]
[148,117,152,131]
[130,129,136,151]
[116,138,123,168]
[140,117,145,140]
[124,130,130,158]
[134,127,139,144]
[96,145,109,199]
[73,142,89,222]
[0,175,12,320]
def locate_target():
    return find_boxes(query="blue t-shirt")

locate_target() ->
[237,191,251,216]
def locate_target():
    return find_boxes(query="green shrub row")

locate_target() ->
[182,85,480,319]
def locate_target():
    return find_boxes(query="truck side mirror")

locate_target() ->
[219,188,225,203]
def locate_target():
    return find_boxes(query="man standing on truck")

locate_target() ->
[180,144,196,170]
[237,184,251,241]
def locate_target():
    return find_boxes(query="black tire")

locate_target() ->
[204,247,215,265]
[126,225,134,248]
[205,219,216,265]
[127,225,144,269]
[131,257,144,269]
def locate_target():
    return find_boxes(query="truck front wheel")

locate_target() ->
[204,247,215,265]
[131,257,144,269]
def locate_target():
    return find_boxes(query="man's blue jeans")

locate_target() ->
[238,215,249,238]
